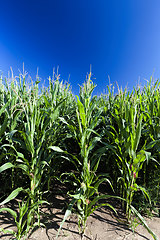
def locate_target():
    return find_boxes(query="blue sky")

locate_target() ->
[1,0,160,95]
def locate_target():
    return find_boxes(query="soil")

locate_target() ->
[0,194,160,240]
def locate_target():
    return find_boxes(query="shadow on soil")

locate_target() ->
[0,193,151,240]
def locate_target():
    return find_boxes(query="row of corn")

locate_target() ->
[0,71,159,239]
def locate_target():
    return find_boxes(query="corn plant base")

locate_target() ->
[1,200,159,240]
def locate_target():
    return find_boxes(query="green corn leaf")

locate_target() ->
[88,195,123,211]
[19,131,34,155]
[76,96,86,127]
[0,208,17,220]
[17,151,25,159]
[59,117,69,125]
[77,199,83,213]
[145,140,160,150]
[16,163,29,173]
[89,178,109,197]
[0,227,16,235]
[69,188,85,202]
[30,200,49,209]
[133,151,146,166]
[133,114,143,152]
[0,187,23,206]
[137,185,151,204]
[1,143,17,153]
[56,198,77,238]
[131,205,158,240]
[0,100,11,117]
[48,146,64,153]
[89,203,117,218]
[0,162,14,173]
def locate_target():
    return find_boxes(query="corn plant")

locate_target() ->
[140,80,160,213]
[107,89,153,218]
[0,185,47,240]
[0,72,72,238]
[100,85,159,239]
[56,73,118,237]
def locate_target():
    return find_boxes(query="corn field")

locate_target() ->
[0,71,160,239]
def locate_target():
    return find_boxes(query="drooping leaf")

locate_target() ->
[48,146,64,153]
[0,162,14,173]
[0,208,17,220]
[0,187,23,206]
[131,205,158,240]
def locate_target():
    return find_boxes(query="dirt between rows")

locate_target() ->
[0,194,160,240]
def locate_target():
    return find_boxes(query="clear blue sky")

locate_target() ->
[1,0,160,95]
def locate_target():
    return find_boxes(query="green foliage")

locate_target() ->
[0,70,159,240]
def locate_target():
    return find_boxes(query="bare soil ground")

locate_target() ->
[0,194,160,240]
